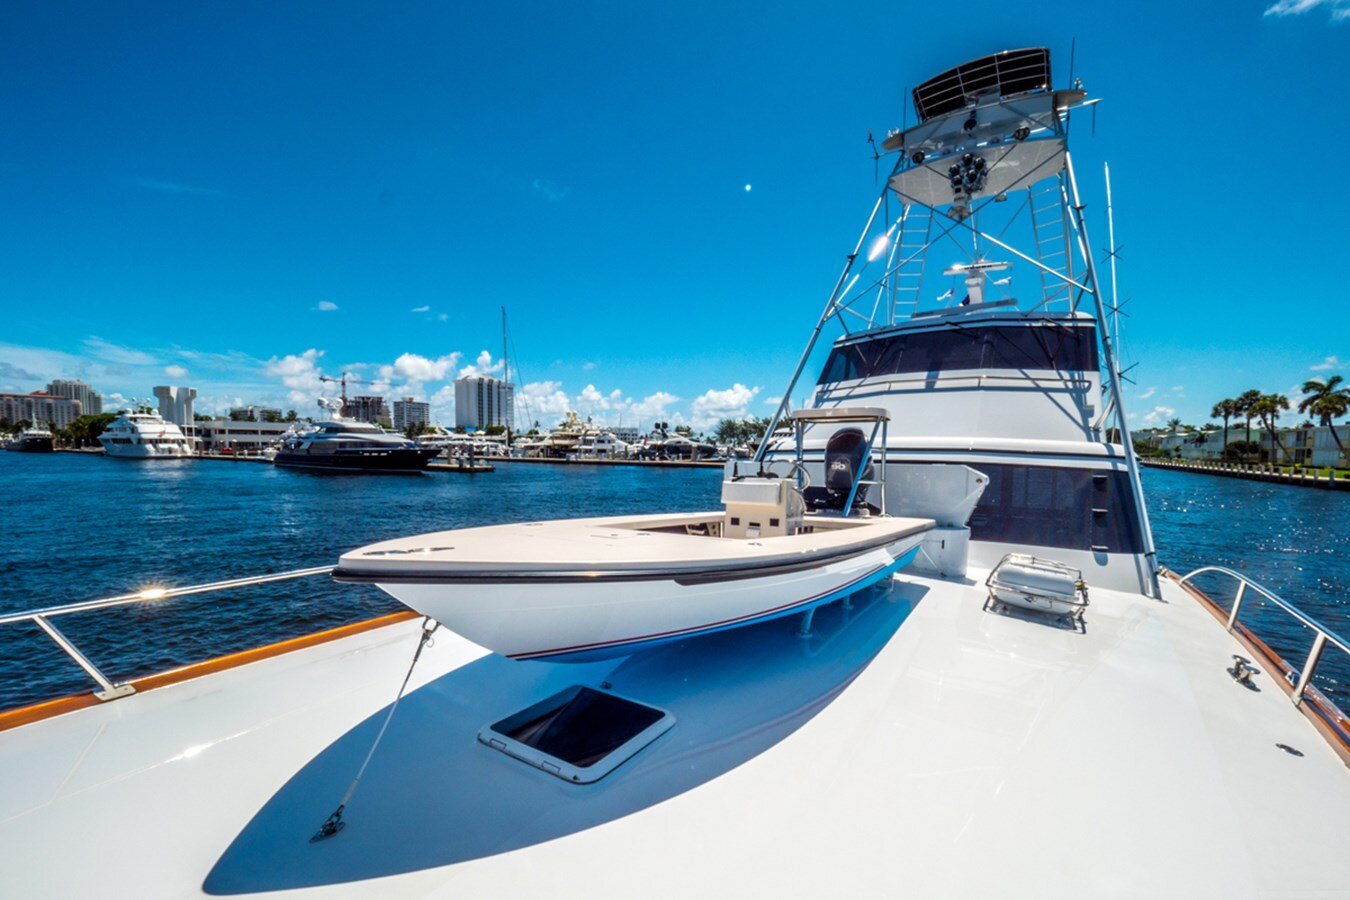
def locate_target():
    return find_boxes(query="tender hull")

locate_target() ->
[381,541,921,661]
[273,447,439,473]
[336,511,932,661]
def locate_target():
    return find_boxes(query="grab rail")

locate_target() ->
[1176,566,1349,707]
[0,566,335,702]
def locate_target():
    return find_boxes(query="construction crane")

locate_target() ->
[318,373,375,417]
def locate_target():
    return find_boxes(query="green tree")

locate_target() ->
[66,413,118,447]
[1249,393,1290,461]
[1225,439,1259,462]
[1211,398,1239,457]
[1165,417,1182,432]
[1235,389,1262,444]
[285,409,298,422]
[1298,375,1348,455]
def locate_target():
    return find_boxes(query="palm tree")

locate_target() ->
[1249,393,1290,462]
[1166,416,1182,432]
[1211,398,1239,457]
[1235,389,1262,444]
[1298,375,1348,454]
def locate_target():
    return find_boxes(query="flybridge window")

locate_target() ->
[479,686,674,784]
[965,463,1144,554]
[817,324,1097,383]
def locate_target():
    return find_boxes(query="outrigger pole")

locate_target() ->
[755,184,895,462]
[1065,156,1159,594]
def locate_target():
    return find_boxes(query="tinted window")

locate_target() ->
[817,323,1097,383]
[964,463,1143,553]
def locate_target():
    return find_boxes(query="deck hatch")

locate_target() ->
[478,686,674,783]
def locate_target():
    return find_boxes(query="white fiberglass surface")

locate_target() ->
[0,574,1346,898]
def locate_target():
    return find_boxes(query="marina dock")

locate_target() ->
[490,456,722,469]
[428,460,495,473]
[1141,458,1349,491]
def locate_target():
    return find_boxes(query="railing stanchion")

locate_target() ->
[1226,582,1246,631]
[32,615,135,701]
[1293,632,1327,707]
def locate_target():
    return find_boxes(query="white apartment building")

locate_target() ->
[0,392,82,428]
[46,379,102,415]
[454,376,514,430]
[392,397,430,432]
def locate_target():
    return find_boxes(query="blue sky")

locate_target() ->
[1,0,1346,430]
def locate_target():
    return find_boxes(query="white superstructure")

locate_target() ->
[97,410,193,458]
[761,48,1153,595]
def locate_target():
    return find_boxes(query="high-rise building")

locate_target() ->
[344,395,391,427]
[0,392,82,428]
[392,397,430,432]
[153,385,196,427]
[454,376,514,430]
[45,379,102,416]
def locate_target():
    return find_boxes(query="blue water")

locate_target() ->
[0,454,1345,711]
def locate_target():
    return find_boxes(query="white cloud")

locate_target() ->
[410,305,431,313]
[690,383,760,429]
[1310,355,1341,371]
[127,177,226,197]
[628,391,680,426]
[163,364,188,379]
[582,361,597,371]
[458,350,504,379]
[428,384,457,423]
[377,352,461,391]
[437,313,449,322]
[531,179,571,202]
[1141,405,1177,426]
[314,300,339,312]
[83,336,158,366]
[1139,386,1157,399]
[264,349,326,405]
[519,380,572,421]
[1264,0,1350,21]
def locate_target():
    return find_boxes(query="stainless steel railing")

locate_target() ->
[0,566,334,702]
[1176,566,1349,708]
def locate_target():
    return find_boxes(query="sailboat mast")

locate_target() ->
[501,306,510,386]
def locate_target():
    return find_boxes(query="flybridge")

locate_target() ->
[756,47,1156,596]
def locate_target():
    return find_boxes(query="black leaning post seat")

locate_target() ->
[803,427,873,511]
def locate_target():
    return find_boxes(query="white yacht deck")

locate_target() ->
[0,570,1345,898]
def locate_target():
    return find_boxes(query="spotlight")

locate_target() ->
[1013,126,1030,141]
[911,150,925,164]
[962,153,973,165]
[963,116,977,132]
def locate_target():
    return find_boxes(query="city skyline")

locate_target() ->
[1,2,1346,429]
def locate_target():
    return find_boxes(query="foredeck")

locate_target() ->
[0,569,1345,898]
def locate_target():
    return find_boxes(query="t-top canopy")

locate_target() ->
[912,48,1051,122]
[790,407,889,423]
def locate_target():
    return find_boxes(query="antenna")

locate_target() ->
[1104,161,1122,350]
